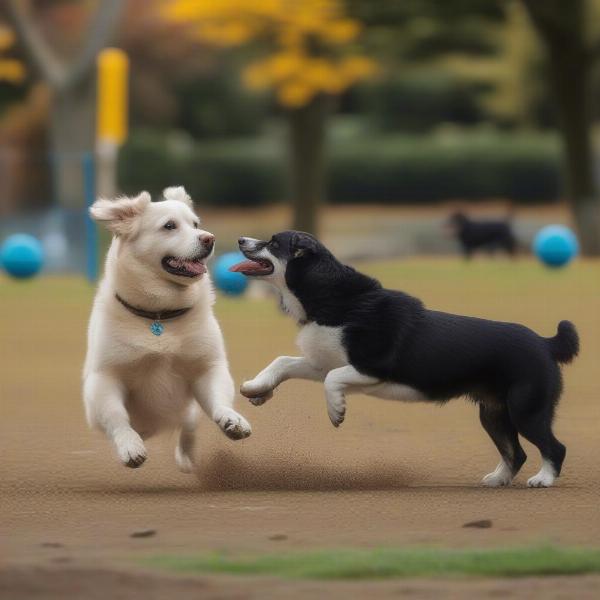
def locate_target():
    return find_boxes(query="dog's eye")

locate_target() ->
[193,222,199,229]
[163,221,177,231]
[271,240,279,249]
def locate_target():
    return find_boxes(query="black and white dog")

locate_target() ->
[446,212,517,258]
[230,231,579,488]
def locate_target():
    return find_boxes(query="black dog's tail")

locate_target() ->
[547,320,579,364]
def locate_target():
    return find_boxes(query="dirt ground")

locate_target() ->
[1,258,599,598]
[3,567,600,600]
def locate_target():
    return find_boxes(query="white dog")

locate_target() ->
[83,187,251,472]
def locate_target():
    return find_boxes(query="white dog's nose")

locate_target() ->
[200,233,214,248]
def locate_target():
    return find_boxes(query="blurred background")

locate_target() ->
[1,0,599,273]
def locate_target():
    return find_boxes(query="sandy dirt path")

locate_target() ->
[3,567,600,600]
[1,262,599,597]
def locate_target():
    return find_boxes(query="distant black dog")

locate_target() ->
[447,212,516,258]
[231,231,579,488]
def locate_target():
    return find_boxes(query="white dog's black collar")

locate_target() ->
[115,294,192,336]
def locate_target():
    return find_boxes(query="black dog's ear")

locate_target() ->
[291,232,319,258]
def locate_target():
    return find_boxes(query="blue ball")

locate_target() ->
[212,252,249,296]
[0,234,44,279]
[533,225,579,268]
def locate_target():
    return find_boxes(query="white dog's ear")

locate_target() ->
[89,191,151,236]
[163,186,193,207]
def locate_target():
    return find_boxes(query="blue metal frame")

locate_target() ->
[83,152,98,282]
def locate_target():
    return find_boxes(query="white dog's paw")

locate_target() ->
[326,395,346,428]
[481,462,513,487]
[175,445,195,474]
[240,379,274,405]
[114,430,147,468]
[214,407,252,441]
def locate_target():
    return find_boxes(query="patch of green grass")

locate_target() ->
[146,546,600,580]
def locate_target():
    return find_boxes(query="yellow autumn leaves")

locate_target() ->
[0,25,25,83]
[1,1,376,102]
[244,53,375,107]
[164,0,377,107]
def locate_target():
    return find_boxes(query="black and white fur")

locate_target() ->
[235,231,578,488]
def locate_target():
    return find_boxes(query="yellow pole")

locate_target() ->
[96,48,129,199]
[96,48,129,145]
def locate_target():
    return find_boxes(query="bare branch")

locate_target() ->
[6,0,68,88]
[65,0,123,89]
[6,0,124,91]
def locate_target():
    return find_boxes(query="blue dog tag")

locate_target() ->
[150,321,164,336]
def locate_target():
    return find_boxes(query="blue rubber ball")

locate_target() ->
[212,252,248,296]
[533,225,579,268]
[0,233,44,279]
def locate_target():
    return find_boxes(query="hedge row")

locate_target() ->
[118,129,563,206]
[118,133,285,207]
[328,134,562,203]
[356,73,488,132]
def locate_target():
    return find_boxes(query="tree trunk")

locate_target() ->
[7,0,123,273]
[546,44,600,255]
[288,95,328,235]
[49,77,96,273]
[6,3,121,205]
[50,76,95,208]
[523,0,600,255]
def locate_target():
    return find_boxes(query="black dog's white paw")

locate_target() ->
[327,399,346,428]
[247,391,273,406]
[240,380,274,406]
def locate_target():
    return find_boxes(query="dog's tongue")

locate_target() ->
[185,260,206,275]
[229,260,264,274]
[169,257,206,275]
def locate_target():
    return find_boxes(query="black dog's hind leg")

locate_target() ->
[507,386,566,488]
[480,401,527,487]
